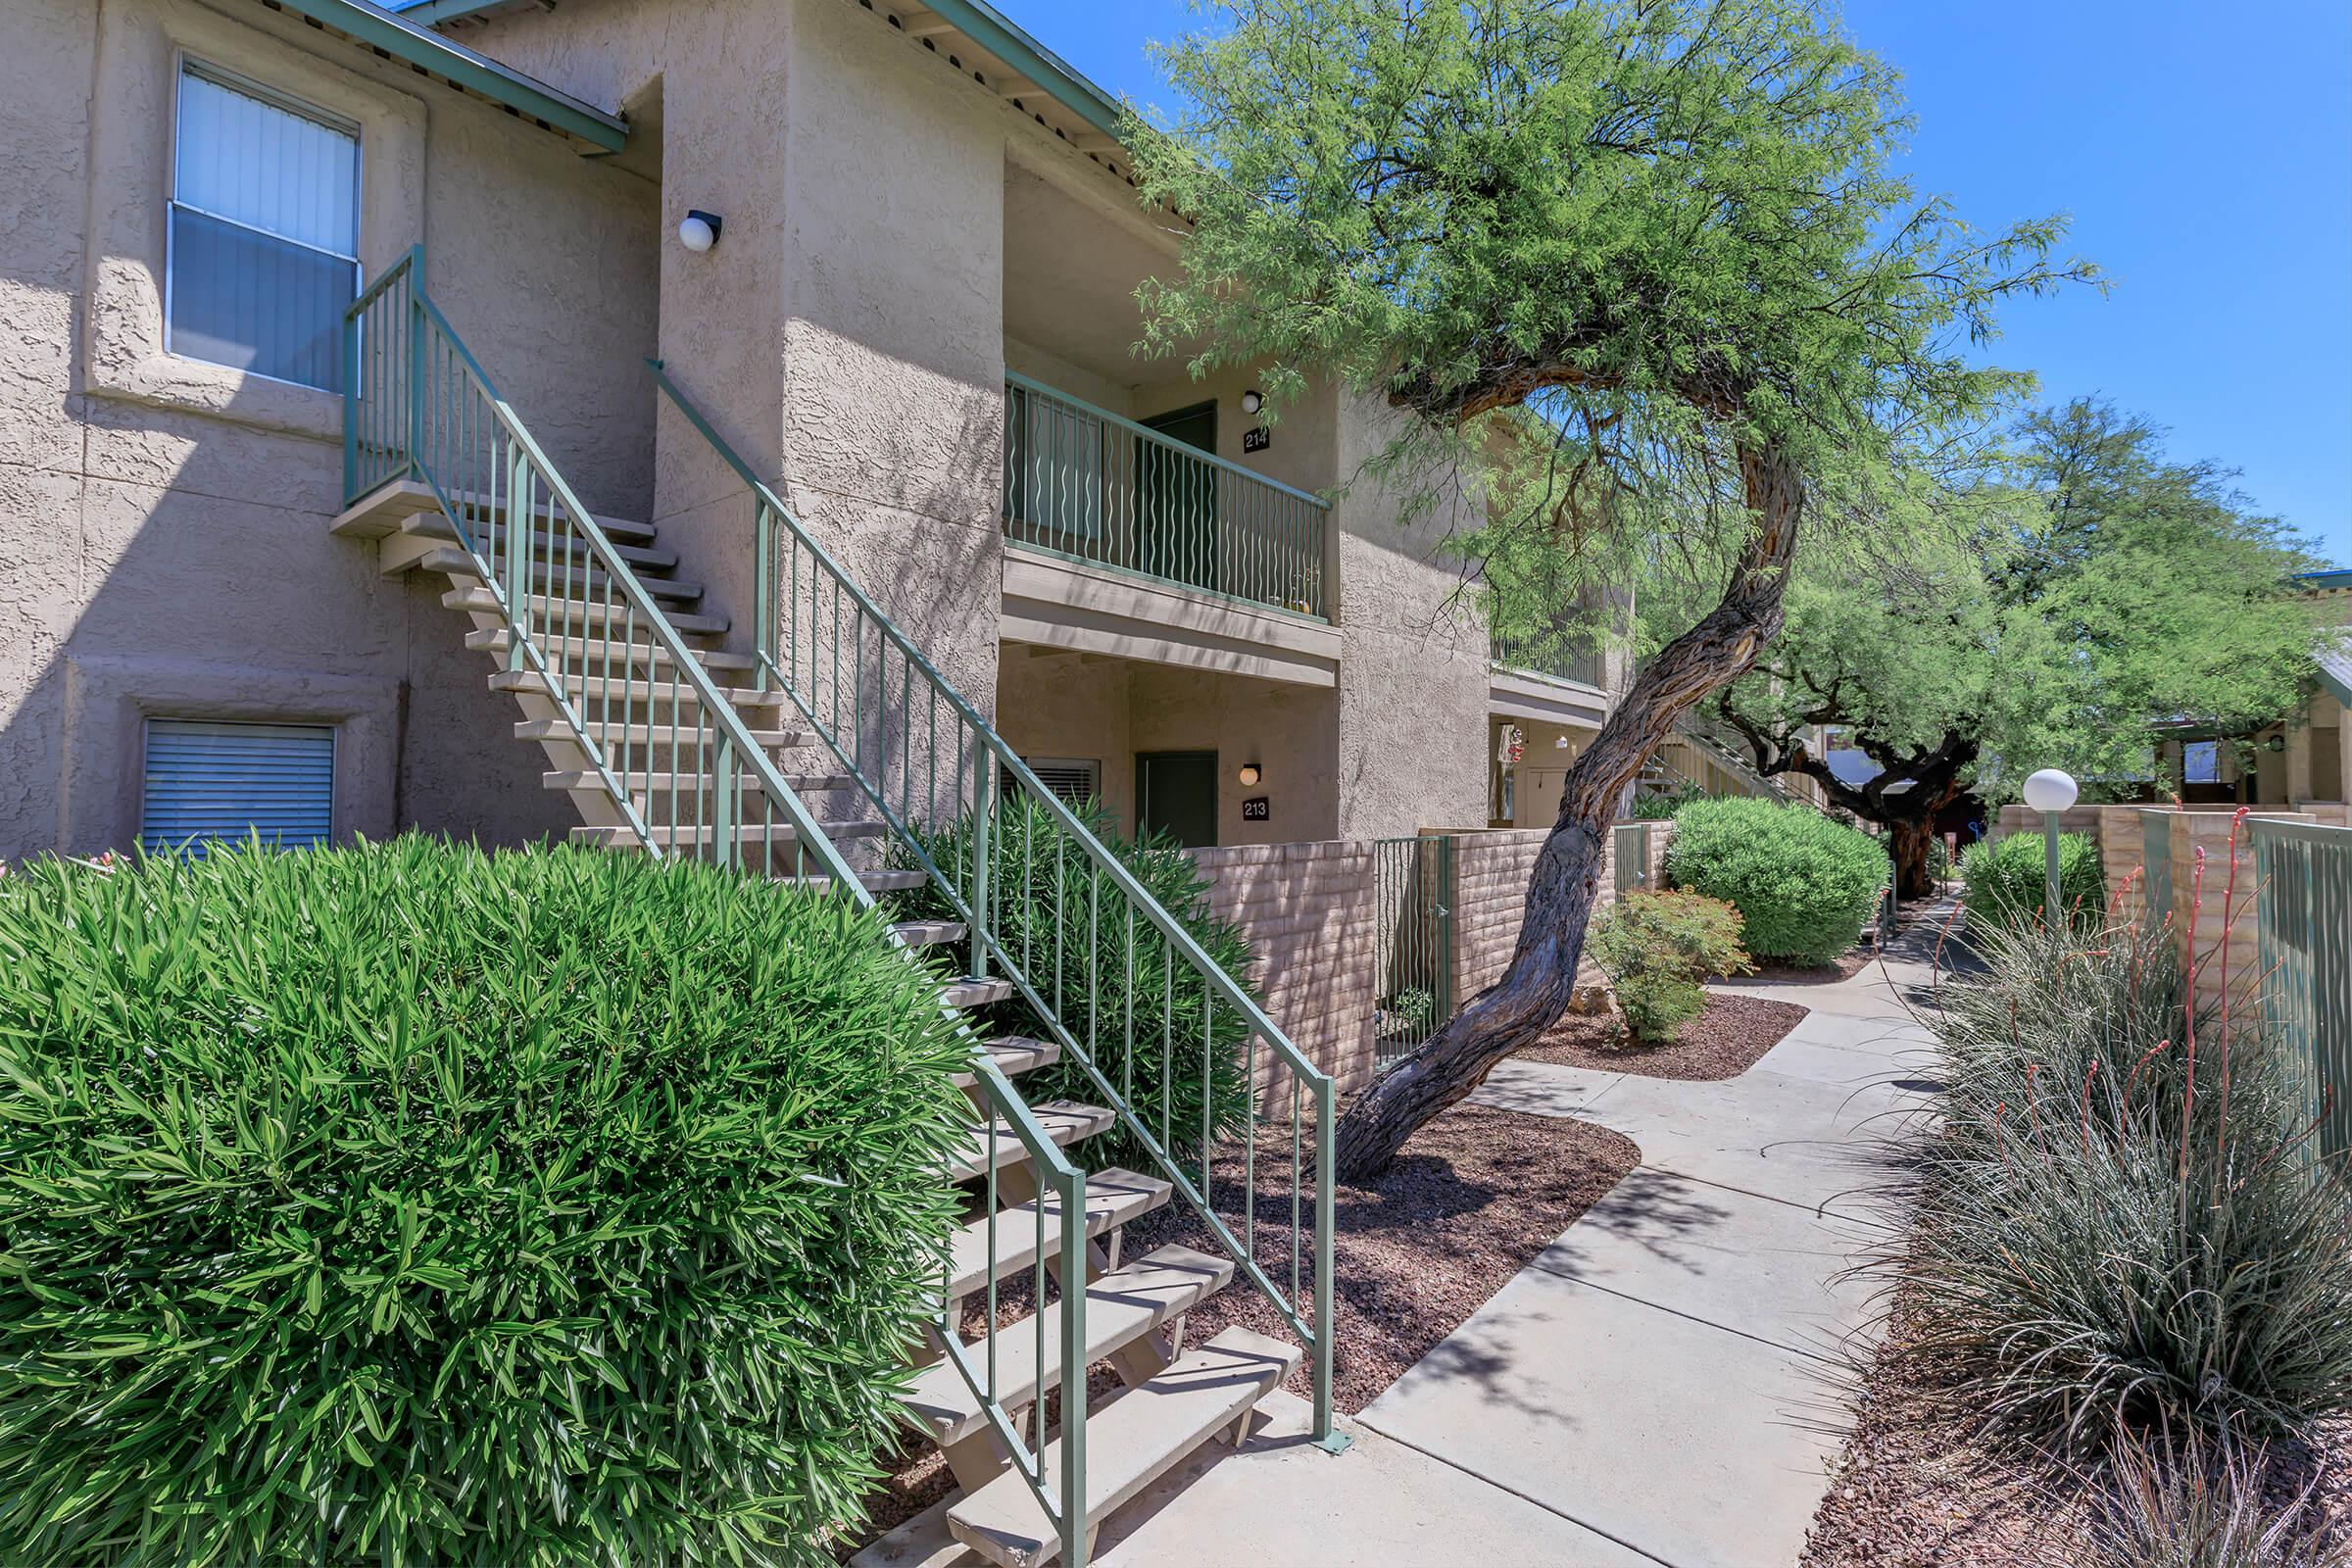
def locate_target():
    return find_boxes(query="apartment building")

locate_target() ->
[0,0,1647,864]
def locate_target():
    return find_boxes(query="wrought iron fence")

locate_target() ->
[1489,625,1606,688]
[1002,372,1330,619]
[1372,836,1454,1068]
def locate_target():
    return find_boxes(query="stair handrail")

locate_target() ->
[346,260,1094,1561]
[651,361,1345,1450]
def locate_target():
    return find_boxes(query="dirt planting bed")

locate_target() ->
[1515,991,1809,1080]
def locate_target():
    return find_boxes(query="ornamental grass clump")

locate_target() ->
[891,794,1256,1168]
[0,836,972,1566]
[1903,822,2352,1457]
[1958,827,2106,934]
[1663,796,1887,967]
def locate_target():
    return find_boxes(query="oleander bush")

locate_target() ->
[0,836,971,1566]
[1663,796,1888,967]
[1902,912,2352,1456]
[1958,827,2105,933]
[1588,889,1752,1042]
[892,793,1254,1166]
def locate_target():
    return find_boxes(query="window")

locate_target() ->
[169,63,359,392]
[1005,757,1102,810]
[141,720,334,854]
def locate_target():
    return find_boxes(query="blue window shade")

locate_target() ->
[141,720,334,854]
[168,64,358,392]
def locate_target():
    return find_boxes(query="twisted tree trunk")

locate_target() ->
[1333,442,1807,1182]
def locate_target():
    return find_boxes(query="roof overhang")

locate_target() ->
[258,0,628,152]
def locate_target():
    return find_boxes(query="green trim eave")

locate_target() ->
[388,0,512,25]
[2319,653,2352,709]
[265,0,627,151]
[921,0,1125,140]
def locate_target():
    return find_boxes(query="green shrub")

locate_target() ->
[1662,797,1887,967]
[892,794,1253,1167]
[1958,829,2105,933]
[1629,779,1709,820]
[1588,889,1751,1042]
[1904,916,2352,1455]
[0,837,970,1566]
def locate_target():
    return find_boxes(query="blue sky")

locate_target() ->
[1010,0,2352,565]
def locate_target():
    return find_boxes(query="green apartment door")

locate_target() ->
[1137,751,1218,848]
[1138,401,1216,586]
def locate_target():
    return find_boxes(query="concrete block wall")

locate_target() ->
[1187,839,1378,1102]
[1452,820,1672,1008]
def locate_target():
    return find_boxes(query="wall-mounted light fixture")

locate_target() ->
[1238,762,1262,786]
[1240,389,1263,416]
[2266,733,2287,754]
[677,210,723,252]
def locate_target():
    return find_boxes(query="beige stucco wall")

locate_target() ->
[0,0,657,859]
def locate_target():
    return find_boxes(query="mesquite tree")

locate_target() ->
[1714,399,2326,899]
[1126,0,2097,1179]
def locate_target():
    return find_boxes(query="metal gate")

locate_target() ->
[2252,817,2352,1172]
[1613,821,1652,898]
[1373,835,1454,1068]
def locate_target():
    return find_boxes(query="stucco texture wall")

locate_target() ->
[0,0,656,858]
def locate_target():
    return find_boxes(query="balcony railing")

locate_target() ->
[1002,371,1330,619]
[1490,625,1606,689]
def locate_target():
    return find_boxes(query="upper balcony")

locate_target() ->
[1488,606,1614,731]
[1001,372,1332,620]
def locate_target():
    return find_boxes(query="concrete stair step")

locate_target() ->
[446,587,727,638]
[514,718,810,749]
[568,819,888,850]
[467,627,756,672]
[944,1102,1113,1184]
[901,1245,1234,1447]
[774,866,931,893]
[891,919,968,947]
[415,545,703,603]
[943,1167,1171,1298]
[940,976,1015,1009]
[952,1036,1061,1090]
[404,511,676,569]
[488,668,786,709]
[542,770,858,796]
[331,477,655,543]
[946,1326,1303,1568]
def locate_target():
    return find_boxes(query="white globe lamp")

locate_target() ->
[2022,768,2079,918]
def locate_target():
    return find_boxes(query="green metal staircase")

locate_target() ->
[336,251,1341,1568]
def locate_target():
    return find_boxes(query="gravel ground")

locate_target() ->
[1749,947,1878,984]
[1515,991,1809,1080]
[846,1102,1640,1551]
[1801,1288,2352,1567]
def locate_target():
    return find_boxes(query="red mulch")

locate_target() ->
[1516,991,1809,1080]
[1749,948,1878,984]
[1801,1287,2352,1567]
[846,1103,1639,1552]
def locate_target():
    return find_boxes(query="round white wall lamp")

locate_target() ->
[2022,768,2079,813]
[1238,762,1262,786]
[678,210,723,252]
[1240,389,1263,416]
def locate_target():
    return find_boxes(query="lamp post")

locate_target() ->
[2022,768,2079,919]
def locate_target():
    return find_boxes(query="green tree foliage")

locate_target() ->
[1712,399,2326,894]
[1960,829,2106,933]
[1588,889,1751,1042]
[0,838,970,1566]
[1664,796,1887,966]
[1122,0,2094,1178]
[892,795,1255,1170]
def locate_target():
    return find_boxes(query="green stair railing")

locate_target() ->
[344,253,1095,1563]
[653,363,1346,1462]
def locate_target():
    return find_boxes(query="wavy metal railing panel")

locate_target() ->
[654,364,1343,1475]
[2251,817,2352,1172]
[344,255,1095,1559]
[1002,371,1330,619]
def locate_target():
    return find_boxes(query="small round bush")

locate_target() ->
[1959,829,2105,933]
[1663,797,1888,967]
[1588,889,1751,1042]
[0,837,972,1566]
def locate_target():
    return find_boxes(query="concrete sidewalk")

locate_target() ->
[1352,923,1948,1568]
[860,920,1950,1568]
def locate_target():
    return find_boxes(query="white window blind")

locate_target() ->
[141,720,334,854]
[1005,758,1102,810]
[169,64,359,392]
